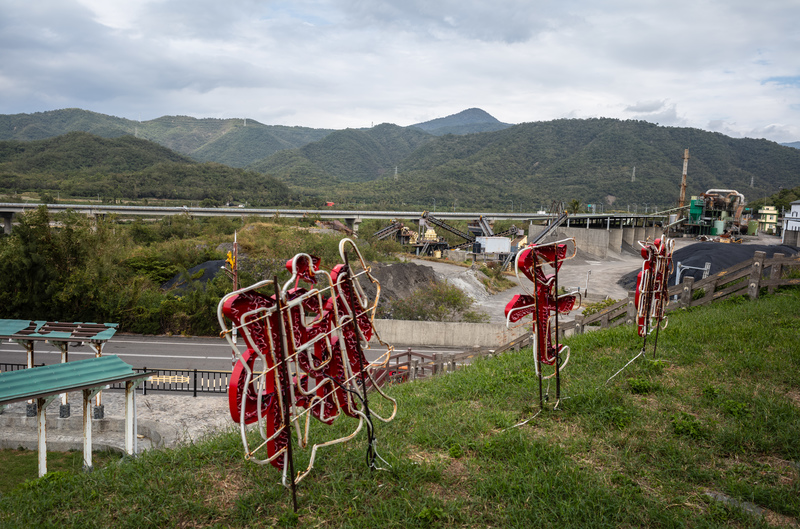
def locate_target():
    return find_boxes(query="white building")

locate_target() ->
[782,200,800,246]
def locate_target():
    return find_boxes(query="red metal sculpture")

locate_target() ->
[606,236,675,385]
[217,239,397,500]
[505,238,579,409]
[634,237,674,341]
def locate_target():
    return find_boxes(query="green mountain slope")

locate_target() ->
[0,108,135,140]
[283,118,800,210]
[0,132,290,205]
[0,110,333,166]
[250,149,338,189]
[191,124,332,168]
[0,131,194,173]
[251,123,433,183]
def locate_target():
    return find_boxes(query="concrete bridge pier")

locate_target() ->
[2,212,12,235]
[344,217,362,234]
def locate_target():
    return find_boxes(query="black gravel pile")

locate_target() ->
[163,260,226,291]
[618,243,798,291]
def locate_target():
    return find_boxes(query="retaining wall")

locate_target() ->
[371,319,527,348]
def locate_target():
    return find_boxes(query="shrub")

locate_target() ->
[385,280,489,322]
[671,412,708,440]
[627,377,659,394]
[582,298,620,317]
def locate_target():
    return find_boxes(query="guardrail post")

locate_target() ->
[748,251,766,300]
[433,353,441,375]
[768,253,784,294]
[193,369,198,398]
[573,314,584,335]
[679,276,694,308]
[626,291,636,325]
[142,367,147,396]
[412,360,419,381]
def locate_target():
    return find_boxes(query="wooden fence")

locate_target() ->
[377,250,799,387]
[572,250,800,334]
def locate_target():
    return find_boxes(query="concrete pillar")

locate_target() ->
[608,226,623,254]
[344,217,362,234]
[622,227,635,248]
[83,389,95,470]
[125,380,138,456]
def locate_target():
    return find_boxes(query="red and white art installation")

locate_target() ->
[634,237,675,341]
[217,238,397,494]
[504,238,579,409]
[606,236,675,385]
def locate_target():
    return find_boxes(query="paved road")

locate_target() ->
[0,334,465,371]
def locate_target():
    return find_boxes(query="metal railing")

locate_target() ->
[106,368,230,396]
[0,362,45,372]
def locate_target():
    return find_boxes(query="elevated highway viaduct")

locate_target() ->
[1,202,670,230]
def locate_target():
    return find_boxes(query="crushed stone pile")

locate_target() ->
[359,261,439,313]
[618,243,799,290]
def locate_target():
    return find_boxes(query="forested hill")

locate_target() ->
[249,123,433,183]
[4,110,800,211]
[0,107,511,169]
[0,132,291,206]
[0,109,332,167]
[0,131,193,173]
[263,118,800,210]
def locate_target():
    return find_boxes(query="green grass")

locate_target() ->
[0,448,122,495]
[2,290,799,528]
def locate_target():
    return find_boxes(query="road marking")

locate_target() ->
[109,340,231,347]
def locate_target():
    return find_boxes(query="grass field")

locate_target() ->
[1,289,798,528]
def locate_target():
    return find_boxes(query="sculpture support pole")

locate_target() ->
[343,252,376,468]
[273,277,298,513]
[554,250,561,407]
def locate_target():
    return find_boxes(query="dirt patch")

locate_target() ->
[407,446,449,465]
[202,466,248,511]
[443,459,471,484]
[785,389,800,408]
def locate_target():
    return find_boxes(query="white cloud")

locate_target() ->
[0,0,799,142]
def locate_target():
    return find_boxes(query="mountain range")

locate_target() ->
[2,108,800,210]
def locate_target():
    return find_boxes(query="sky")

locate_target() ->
[2,0,799,143]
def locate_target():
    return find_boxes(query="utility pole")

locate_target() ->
[679,149,689,208]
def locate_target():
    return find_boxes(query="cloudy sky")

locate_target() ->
[2,0,798,142]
